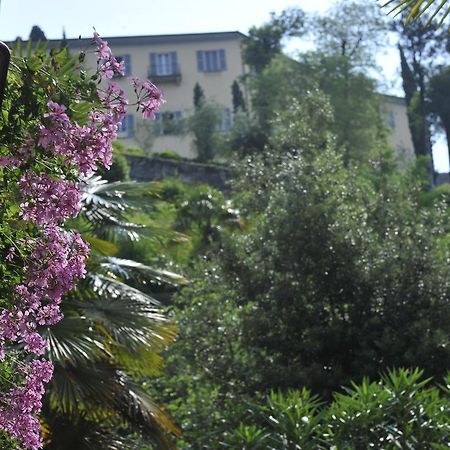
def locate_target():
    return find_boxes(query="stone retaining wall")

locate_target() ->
[127,155,231,191]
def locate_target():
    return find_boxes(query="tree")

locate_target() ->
[429,65,450,160]
[243,8,306,74]
[245,2,389,164]
[29,25,46,41]
[391,12,447,184]
[313,0,387,68]
[43,177,184,449]
[308,0,388,165]
[227,97,450,397]
[193,82,205,109]
[188,101,222,161]
[231,80,246,112]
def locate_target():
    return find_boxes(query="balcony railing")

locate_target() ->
[148,63,182,84]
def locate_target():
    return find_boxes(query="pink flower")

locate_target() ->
[0,155,22,167]
[0,359,53,449]
[129,77,165,119]
[19,172,82,225]
[93,32,125,79]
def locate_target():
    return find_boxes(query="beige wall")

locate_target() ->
[82,34,247,158]
[381,95,415,166]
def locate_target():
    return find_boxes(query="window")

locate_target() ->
[386,111,396,129]
[150,52,178,76]
[115,54,131,76]
[154,111,183,135]
[197,49,227,73]
[118,114,135,138]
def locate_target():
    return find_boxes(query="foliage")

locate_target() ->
[188,101,223,162]
[29,25,46,41]
[0,32,166,449]
[381,0,450,26]
[135,117,158,153]
[152,150,185,161]
[43,176,184,449]
[429,65,450,157]
[154,94,450,449]
[225,369,450,449]
[227,99,450,397]
[243,8,306,74]
[0,39,107,449]
[153,262,251,449]
[244,2,389,163]
[312,1,388,68]
[222,111,268,156]
[172,184,240,253]
[231,80,246,113]
[98,142,131,182]
[193,82,205,109]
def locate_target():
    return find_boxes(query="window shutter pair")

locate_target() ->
[150,52,178,75]
[197,50,226,72]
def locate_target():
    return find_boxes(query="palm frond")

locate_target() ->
[43,316,107,366]
[381,0,450,26]
[84,273,177,350]
[48,362,118,417]
[82,175,161,211]
[116,373,182,444]
[82,235,119,256]
[99,256,189,286]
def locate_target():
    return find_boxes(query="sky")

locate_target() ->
[0,0,447,171]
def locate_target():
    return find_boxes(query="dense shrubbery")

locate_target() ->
[149,93,450,448]
[225,369,450,449]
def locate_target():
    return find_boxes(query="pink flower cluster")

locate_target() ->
[19,172,82,225]
[0,227,89,354]
[131,77,165,119]
[0,360,53,450]
[93,31,125,79]
[0,31,164,449]
[38,100,123,176]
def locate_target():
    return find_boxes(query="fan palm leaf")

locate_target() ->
[43,177,184,449]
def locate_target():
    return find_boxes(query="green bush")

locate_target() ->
[226,369,450,449]
[152,150,185,161]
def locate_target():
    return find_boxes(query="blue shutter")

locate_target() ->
[128,115,135,136]
[170,52,177,75]
[124,54,131,76]
[197,50,204,72]
[150,53,157,76]
[219,49,226,71]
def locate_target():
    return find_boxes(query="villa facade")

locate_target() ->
[45,32,415,163]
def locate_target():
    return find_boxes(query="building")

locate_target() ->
[36,32,415,162]
[63,31,248,158]
[381,94,415,166]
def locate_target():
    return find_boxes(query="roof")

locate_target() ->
[380,93,407,106]
[37,31,247,50]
